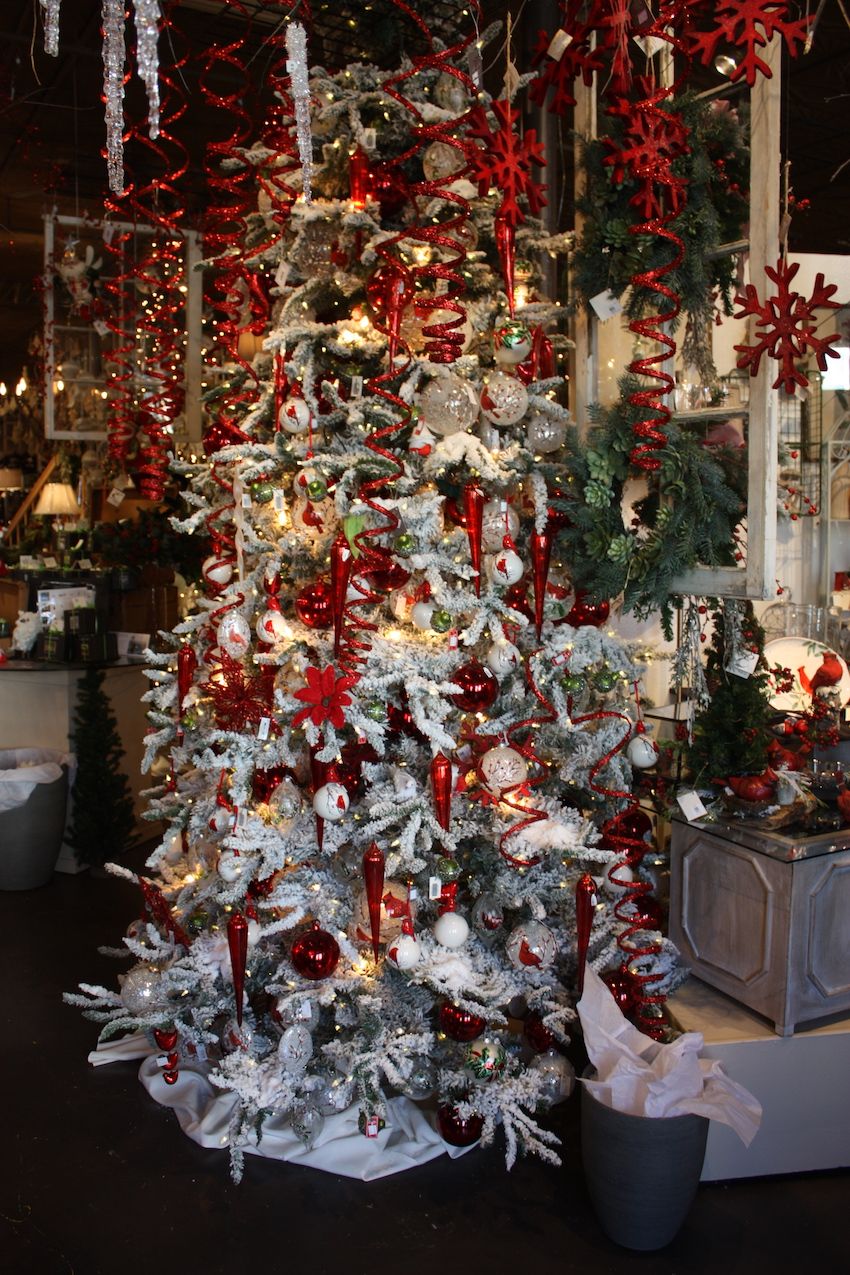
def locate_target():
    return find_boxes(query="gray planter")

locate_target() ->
[581,1080,709,1251]
[0,756,70,891]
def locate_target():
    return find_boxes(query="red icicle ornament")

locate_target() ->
[575,873,597,996]
[463,483,485,597]
[348,145,372,209]
[227,911,249,1026]
[430,752,453,831]
[530,530,552,640]
[330,534,354,656]
[494,211,516,316]
[362,841,386,962]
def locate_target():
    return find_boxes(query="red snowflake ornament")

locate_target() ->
[467,99,547,227]
[687,0,811,86]
[203,653,276,732]
[733,258,840,394]
[603,99,690,220]
[292,664,356,730]
[530,2,610,115]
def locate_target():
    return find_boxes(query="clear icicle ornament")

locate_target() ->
[285,21,313,204]
[101,0,126,193]
[40,0,61,56]
[133,0,161,140]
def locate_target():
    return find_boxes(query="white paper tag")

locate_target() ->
[547,29,573,60]
[725,649,759,679]
[236,806,248,828]
[275,261,290,289]
[273,489,285,512]
[107,487,126,507]
[257,716,271,740]
[448,629,459,650]
[677,790,708,822]
[350,375,363,399]
[633,34,667,57]
[467,45,483,89]
[77,558,94,570]
[92,319,110,338]
[297,999,313,1020]
[194,1041,207,1062]
[428,876,443,901]
[241,492,252,509]
[102,222,115,245]
[155,1054,169,1068]
[408,886,419,902]
[363,1115,381,1139]
[43,556,58,568]
[361,127,376,152]
[589,290,623,321]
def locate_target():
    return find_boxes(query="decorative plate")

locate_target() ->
[763,637,850,712]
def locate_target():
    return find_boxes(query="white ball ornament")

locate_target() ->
[217,849,244,882]
[202,555,233,589]
[422,140,464,183]
[268,778,302,819]
[481,500,520,551]
[255,608,289,644]
[278,395,313,435]
[485,640,521,677]
[387,929,422,970]
[526,411,568,454]
[291,495,338,539]
[465,1035,508,1082]
[209,805,235,834]
[488,548,524,586]
[480,370,529,426]
[278,1023,314,1072]
[217,611,252,658]
[433,911,470,949]
[411,600,436,630]
[478,745,529,796]
[627,732,659,769]
[312,782,350,822]
[120,964,166,1015]
[434,70,469,114]
[493,320,533,365]
[353,879,409,947]
[416,373,479,437]
[530,1049,576,1106]
[505,919,557,970]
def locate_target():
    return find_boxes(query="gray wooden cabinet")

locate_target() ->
[669,817,850,1036]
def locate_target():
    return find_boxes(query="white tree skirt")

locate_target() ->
[90,1034,473,1180]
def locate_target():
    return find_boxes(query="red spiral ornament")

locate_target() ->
[497,652,557,869]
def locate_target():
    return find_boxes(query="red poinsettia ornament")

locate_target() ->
[292,665,357,730]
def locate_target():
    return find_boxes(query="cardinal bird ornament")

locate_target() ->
[799,652,843,698]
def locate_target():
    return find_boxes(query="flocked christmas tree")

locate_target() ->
[68,7,683,1179]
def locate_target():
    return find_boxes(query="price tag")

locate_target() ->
[77,558,94,570]
[467,44,483,89]
[93,319,110,338]
[43,556,58,568]
[725,649,760,679]
[236,806,248,828]
[448,629,459,650]
[275,261,290,289]
[361,127,376,152]
[241,492,252,508]
[350,375,363,399]
[107,487,126,508]
[408,886,419,902]
[273,489,285,512]
[257,716,271,741]
[363,1115,381,1139]
[297,999,313,1020]
[551,650,571,667]
[155,1055,170,1069]
[547,29,572,60]
[194,1041,207,1062]
[589,290,623,321]
[428,876,443,901]
[677,790,708,822]
[633,34,667,57]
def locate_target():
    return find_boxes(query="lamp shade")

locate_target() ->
[34,481,80,516]
[0,468,23,491]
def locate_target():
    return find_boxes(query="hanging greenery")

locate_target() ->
[551,378,747,627]
[572,93,749,325]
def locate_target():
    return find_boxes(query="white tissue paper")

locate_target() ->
[578,967,762,1146]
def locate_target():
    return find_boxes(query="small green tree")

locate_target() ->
[688,602,774,785]
[68,667,137,866]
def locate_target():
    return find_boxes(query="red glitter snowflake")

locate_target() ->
[603,100,690,220]
[733,258,840,394]
[686,0,811,86]
[466,99,547,227]
[203,653,276,732]
[530,2,610,115]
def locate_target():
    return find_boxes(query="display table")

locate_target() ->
[0,660,151,872]
[669,978,850,1180]
[669,815,850,1035]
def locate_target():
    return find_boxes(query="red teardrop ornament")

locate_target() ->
[430,752,453,831]
[227,912,249,1027]
[362,842,386,962]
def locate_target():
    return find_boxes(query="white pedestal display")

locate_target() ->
[670,978,850,1180]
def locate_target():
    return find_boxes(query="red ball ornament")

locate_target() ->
[565,589,610,629]
[523,1011,555,1053]
[504,581,534,622]
[443,496,468,528]
[365,561,411,594]
[290,922,341,980]
[450,660,499,713]
[438,1000,487,1042]
[602,969,637,1015]
[631,895,663,930]
[437,1103,484,1147]
[611,808,653,842]
[295,579,334,629]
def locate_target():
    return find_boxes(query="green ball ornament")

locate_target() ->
[430,609,453,634]
[435,856,461,882]
[593,669,619,692]
[306,479,328,501]
[250,481,275,504]
[395,532,416,556]
[366,701,386,722]
[561,673,586,695]
[187,910,208,935]
[181,710,199,731]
